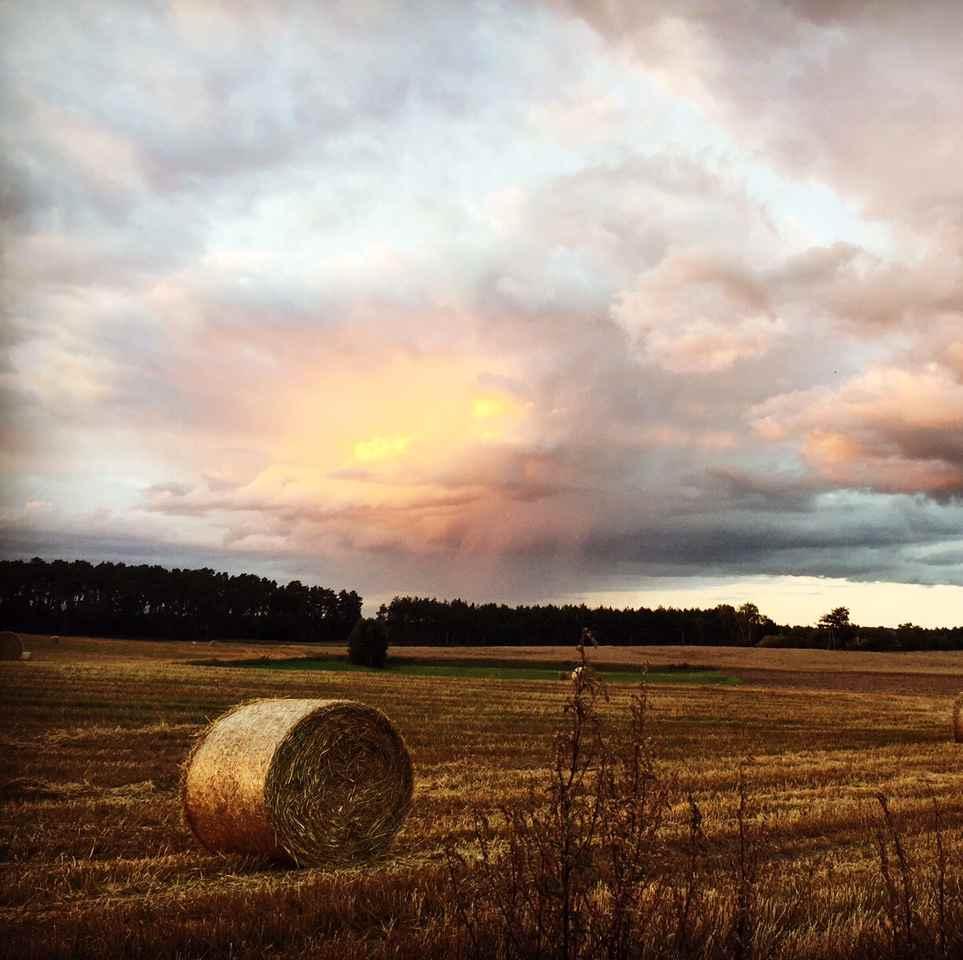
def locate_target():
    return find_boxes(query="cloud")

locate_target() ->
[481,152,779,319]
[552,0,963,229]
[612,254,784,372]
[752,360,963,496]
[3,0,963,613]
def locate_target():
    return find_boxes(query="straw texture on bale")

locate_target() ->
[183,698,413,867]
[954,694,963,743]
[0,632,23,661]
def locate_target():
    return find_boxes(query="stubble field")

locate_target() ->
[2,635,963,959]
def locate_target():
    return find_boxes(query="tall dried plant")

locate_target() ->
[446,633,681,959]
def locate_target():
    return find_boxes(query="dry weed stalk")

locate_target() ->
[870,793,963,960]
[446,633,688,959]
[727,765,763,960]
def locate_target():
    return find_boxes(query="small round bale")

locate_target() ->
[954,694,963,744]
[0,632,23,661]
[183,698,413,867]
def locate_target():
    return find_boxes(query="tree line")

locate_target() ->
[0,558,361,644]
[376,595,772,647]
[2,558,961,651]
[377,596,963,652]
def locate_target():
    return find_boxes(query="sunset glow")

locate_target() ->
[353,436,411,464]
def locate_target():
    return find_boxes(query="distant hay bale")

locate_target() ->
[50,635,60,645]
[0,632,23,661]
[954,694,963,743]
[571,664,594,682]
[20,651,31,661]
[183,698,413,867]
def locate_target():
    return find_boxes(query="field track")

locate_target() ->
[2,635,963,958]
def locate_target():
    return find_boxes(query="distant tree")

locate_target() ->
[818,606,853,651]
[897,622,921,648]
[347,617,389,668]
[713,604,740,645]
[737,602,763,646]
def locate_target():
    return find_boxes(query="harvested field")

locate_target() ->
[199,655,741,685]
[2,634,963,958]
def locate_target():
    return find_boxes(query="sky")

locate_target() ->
[1,0,962,627]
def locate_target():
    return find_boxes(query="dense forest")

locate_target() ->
[377,595,963,652]
[0,558,361,644]
[378,595,770,647]
[2,558,961,651]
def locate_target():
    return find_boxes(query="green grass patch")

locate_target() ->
[193,656,740,686]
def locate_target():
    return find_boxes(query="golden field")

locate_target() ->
[2,634,963,959]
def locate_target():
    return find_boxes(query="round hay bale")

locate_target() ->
[183,698,413,867]
[0,632,23,661]
[954,694,963,743]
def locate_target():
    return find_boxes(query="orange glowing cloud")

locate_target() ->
[470,391,529,441]
[804,430,864,469]
[472,393,512,420]
[141,338,551,555]
[753,362,963,495]
[273,348,532,481]
[353,435,411,463]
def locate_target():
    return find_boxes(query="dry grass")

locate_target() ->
[1,634,963,958]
